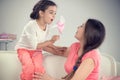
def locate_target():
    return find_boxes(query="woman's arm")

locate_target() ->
[71,58,95,80]
[43,44,68,56]
[47,45,70,57]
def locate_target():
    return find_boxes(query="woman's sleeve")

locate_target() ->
[81,50,100,68]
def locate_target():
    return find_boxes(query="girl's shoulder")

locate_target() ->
[26,20,36,27]
[24,20,36,29]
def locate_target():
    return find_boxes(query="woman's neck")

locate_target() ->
[78,40,84,57]
[78,46,83,57]
[36,19,47,31]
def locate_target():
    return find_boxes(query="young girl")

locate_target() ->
[15,0,65,80]
[33,18,106,80]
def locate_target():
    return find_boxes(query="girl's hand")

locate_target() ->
[51,35,60,43]
[37,40,54,49]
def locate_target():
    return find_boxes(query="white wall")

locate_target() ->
[0,0,120,62]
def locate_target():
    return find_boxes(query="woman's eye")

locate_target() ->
[49,11,53,14]
[81,24,84,27]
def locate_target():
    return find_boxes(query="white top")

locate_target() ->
[15,20,49,50]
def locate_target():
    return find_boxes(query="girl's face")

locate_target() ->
[75,23,85,41]
[40,6,57,24]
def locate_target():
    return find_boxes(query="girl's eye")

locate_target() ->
[49,11,56,15]
[78,26,80,28]
[79,25,82,28]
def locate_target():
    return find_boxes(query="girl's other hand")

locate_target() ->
[51,35,60,43]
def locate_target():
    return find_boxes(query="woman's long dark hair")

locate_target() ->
[63,19,106,80]
[30,0,57,19]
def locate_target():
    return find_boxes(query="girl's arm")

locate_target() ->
[36,40,54,49]
[71,58,95,80]
[37,35,70,56]
[36,35,59,49]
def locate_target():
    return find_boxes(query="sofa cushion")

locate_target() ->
[43,54,67,78]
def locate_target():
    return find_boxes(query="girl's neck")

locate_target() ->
[36,19,47,31]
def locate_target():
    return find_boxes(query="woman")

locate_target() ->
[33,18,106,80]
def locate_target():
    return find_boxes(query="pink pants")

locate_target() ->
[17,48,45,80]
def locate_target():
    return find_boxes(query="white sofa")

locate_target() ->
[0,51,120,80]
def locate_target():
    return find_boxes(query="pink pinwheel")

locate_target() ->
[51,16,65,34]
[57,20,64,34]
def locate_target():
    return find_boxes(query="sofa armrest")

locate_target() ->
[116,61,120,75]
[99,53,117,79]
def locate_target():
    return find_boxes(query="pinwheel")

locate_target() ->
[51,16,65,34]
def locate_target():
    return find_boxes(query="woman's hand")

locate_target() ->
[33,72,54,80]
[48,45,67,56]
[54,47,67,56]
[32,72,41,80]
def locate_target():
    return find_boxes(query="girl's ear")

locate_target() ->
[39,10,44,17]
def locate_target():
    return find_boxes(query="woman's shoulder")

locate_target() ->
[71,42,80,46]
[70,42,80,48]
[85,49,100,57]
[82,49,101,61]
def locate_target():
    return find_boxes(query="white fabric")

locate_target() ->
[15,20,49,50]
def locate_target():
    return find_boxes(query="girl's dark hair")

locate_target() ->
[30,0,57,19]
[63,19,106,80]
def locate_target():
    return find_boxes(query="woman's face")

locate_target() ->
[75,23,85,41]
[40,6,57,24]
